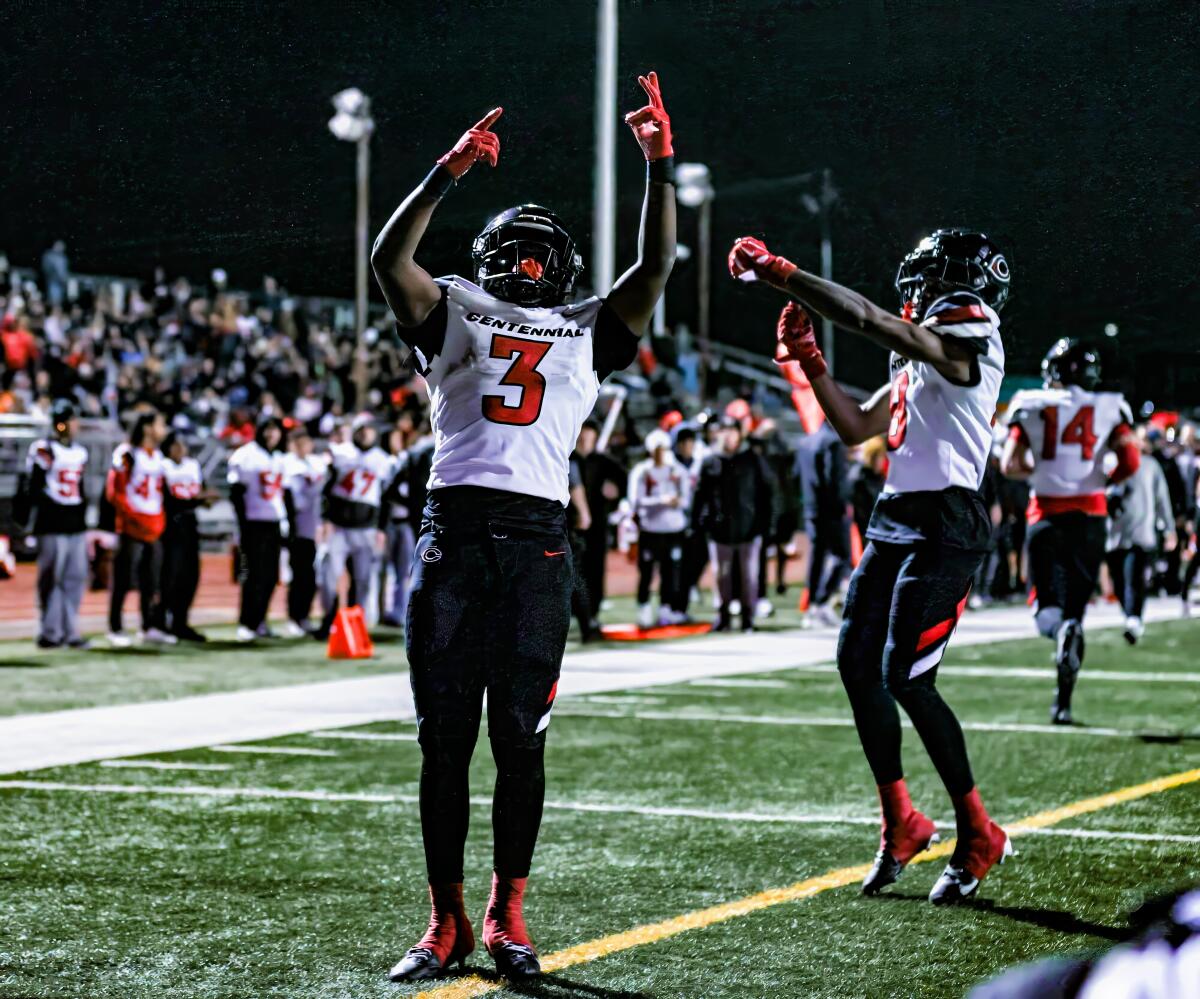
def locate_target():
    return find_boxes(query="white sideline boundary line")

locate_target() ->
[209,745,339,757]
[1,597,1189,775]
[309,730,418,743]
[552,708,1198,740]
[690,678,791,689]
[1,779,1195,846]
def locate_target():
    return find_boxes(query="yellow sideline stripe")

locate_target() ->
[418,767,1200,998]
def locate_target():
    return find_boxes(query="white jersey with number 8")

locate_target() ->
[1006,386,1132,498]
[882,293,1005,495]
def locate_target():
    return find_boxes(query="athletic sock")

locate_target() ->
[950,786,1006,878]
[877,778,935,861]
[483,873,531,950]
[416,882,472,965]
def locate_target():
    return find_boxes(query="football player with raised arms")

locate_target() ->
[729,229,1014,904]
[1000,339,1140,723]
[371,72,675,981]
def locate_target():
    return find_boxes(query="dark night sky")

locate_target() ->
[3,0,1198,399]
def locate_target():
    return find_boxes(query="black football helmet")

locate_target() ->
[895,229,1011,316]
[1042,337,1101,390]
[472,205,584,307]
[50,398,77,433]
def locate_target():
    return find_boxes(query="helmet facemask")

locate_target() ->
[472,208,584,308]
[895,230,1010,318]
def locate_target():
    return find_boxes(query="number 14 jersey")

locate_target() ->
[1006,385,1132,514]
[398,276,638,506]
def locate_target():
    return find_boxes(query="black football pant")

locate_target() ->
[407,516,572,883]
[568,528,594,635]
[637,530,686,612]
[239,521,281,630]
[837,540,981,797]
[161,522,200,632]
[287,536,317,624]
[1027,513,1106,640]
[1106,547,1149,620]
[109,535,162,633]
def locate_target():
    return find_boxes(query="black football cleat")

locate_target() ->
[488,942,541,980]
[389,946,463,983]
[929,826,1013,905]
[862,851,904,896]
[861,813,939,896]
[1051,620,1084,724]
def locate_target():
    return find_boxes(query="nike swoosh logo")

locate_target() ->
[544,550,566,557]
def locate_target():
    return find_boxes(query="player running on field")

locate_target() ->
[371,72,675,981]
[1000,339,1139,723]
[729,228,1014,904]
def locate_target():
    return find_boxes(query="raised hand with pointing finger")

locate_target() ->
[437,107,503,179]
[623,71,673,162]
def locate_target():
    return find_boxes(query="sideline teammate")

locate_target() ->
[1000,340,1139,722]
[729,228,1014,904]
[15,399,89,648]
[371,72,675,980]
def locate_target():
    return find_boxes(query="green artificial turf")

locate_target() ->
[2,615,1199,997]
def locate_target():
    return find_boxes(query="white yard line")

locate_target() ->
[784,664,1200,684]
[98,760,233,772]
[553,708,1195,740]
[579,695,668,705]
[209,745,339,757]
[689,678,792,689]
[0,597,1186,775]
[308,730,418,743]
[1,779,1193,846]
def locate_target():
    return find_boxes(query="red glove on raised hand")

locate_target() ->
[728,236,798,288]
[775,302,826,379]
[437,107,503,179]
[623,71,673,161]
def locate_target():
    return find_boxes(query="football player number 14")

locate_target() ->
[1039,405,1097,460]
[483,334,552,426]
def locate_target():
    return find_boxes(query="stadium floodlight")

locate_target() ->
[1105,322,1119,338]
[676,163,715,396]
[801,168,837,373]
[328,87,375,404]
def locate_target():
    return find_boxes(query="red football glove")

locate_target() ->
[623,71,673,161]
[775,302,826,379]
[728,236,798,288]
[437,107,503,179]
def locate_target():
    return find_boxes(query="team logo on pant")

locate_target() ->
[421,546,443,563]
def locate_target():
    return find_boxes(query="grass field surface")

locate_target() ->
[2,597,1198,997]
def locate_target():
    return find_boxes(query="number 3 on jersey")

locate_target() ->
[482,334,552,427]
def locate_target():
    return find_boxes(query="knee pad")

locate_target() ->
[1035,606,1063,640]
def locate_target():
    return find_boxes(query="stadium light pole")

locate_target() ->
[328,87,375,405]
[676,163,715,398]
[802,168,837,374]
[593,0,618,296]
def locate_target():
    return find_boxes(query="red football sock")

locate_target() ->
[416,882,473,965]
[483,873,531,950]
[877,779,936,861]
[951,786,1008,879]
[951,786,992,837]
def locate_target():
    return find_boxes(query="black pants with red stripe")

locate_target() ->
[406,488,572,884]
[837,540,983,797]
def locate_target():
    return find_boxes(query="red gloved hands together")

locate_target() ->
[624,71,673,161]
[728,236,798,287]
[775,302,827,379]
[437,107,503,179]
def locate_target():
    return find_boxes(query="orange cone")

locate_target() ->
[327,606,374,659]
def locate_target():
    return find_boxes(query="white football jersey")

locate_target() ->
[164,456,202,500]
[282,452,328,539]
[112,444,165,516]
[327,442,394,509]
[629,458,690,534]
[411,276,611,506]
[883,293,1005,495]
[227,441,285,522]
[1007,385,1132,497]
[27,439,87,506]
